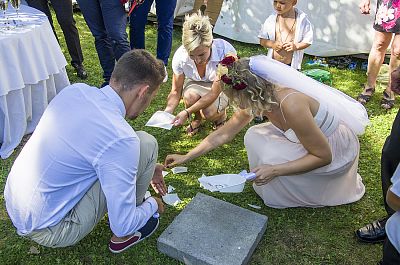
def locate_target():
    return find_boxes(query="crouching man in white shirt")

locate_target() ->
[4,49,167,254]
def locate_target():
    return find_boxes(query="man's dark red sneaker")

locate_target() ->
[109,216,159,253]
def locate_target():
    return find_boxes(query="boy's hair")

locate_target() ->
[111,49,165,92]
[182,10,213,53]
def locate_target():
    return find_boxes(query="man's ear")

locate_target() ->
[137,84,150,98]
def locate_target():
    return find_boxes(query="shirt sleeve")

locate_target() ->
[390,163,400,197]
[222,40,237,56]
[172,46,185,76]
[258,16,274,40]
[94,137,158,237]
[300,17,314,44]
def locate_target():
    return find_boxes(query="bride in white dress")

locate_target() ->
[165,55,369,208]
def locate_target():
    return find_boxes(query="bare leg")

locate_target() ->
[200,104,227,129]
[387,34,400,94]
[183,92,203,135]
[380,35,400,109]
[358,31,392,103]
[367,31,393,88]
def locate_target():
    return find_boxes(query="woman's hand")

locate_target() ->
[252,164,278,186]
[150,163,167,196]
[165,154,188,168]
[172,110,189,127]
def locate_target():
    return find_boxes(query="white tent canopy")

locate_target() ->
[213,0,377,56]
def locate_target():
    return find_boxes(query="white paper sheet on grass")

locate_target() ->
[145,111,175,130]
[171,166,187,174]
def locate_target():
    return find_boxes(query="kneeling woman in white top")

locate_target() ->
[165,55,368,208]
[164,11,236,136]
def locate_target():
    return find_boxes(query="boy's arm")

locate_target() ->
[260,38,282,52]
[282,42,311,52]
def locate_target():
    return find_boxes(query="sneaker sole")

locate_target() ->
[109,218,159,254]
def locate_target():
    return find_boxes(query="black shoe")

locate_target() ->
[71,63,88,79]
[355,217,388,243]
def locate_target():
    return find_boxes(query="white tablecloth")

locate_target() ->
[0,5,70,159]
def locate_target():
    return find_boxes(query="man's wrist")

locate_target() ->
[146,197,158,214]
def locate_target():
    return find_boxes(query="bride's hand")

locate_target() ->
[252,164,278,186]
[164,154,188,168]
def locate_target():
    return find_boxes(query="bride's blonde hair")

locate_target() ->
[221,58,279,114]
[182,11,213,53]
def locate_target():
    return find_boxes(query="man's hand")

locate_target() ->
[359,0,370,14]
[252,164,278,186]
[150,164,167,196]
[165,154,188,168]
[153,197,165,214]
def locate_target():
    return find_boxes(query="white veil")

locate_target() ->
[249,55,370,135]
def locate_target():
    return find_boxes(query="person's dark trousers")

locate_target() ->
[77,0,130,82]
[380,238,400,265]
[129,0,177,65]
[381,109,400,216]
[26,0,84,66]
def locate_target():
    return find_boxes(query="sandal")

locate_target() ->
[186,120,202,136]
[356,85,375,105]
[212,119,226,130]
[381,91,395,110]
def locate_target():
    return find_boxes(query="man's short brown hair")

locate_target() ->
[111,49,166,92]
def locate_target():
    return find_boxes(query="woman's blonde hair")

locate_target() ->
[182,11,213,53]
[221,58,278,114]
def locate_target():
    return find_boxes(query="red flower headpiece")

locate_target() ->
[220,55,236,67]
[218,55,247,90]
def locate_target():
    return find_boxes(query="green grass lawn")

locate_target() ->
[0,12,399,265]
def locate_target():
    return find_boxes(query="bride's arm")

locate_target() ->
[165,109,253,167]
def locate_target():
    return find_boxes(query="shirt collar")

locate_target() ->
[209,41,220,62]
[100,85,126,117]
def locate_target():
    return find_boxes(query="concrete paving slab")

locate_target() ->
[157,193,268,265]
